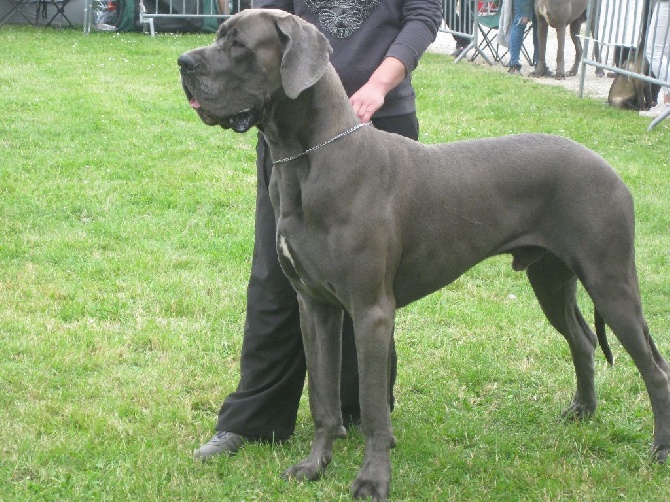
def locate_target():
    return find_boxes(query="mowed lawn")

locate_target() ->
[1,26,669,501]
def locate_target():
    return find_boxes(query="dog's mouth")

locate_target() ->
[183,85,261,133]
[222,107,262,133]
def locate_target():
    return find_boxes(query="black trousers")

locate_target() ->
[216,113,419,441]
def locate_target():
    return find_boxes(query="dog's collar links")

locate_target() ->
[272,122,372,164]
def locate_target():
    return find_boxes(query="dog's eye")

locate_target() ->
[231,39,246,49]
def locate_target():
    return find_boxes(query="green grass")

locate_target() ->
[1,26,669,501]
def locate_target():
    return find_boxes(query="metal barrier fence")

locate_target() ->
[578,0,669,129]
[440,0,499,65]
[84,0,253,34]
[140,0,250,20]
[440,0,474,61]
[440,0,533,66]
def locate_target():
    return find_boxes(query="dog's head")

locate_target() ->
[178,9,332,132]
[608,54,653,111]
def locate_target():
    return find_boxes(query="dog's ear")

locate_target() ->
[274,14,332,99]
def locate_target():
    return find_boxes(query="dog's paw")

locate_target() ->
[560,401,595,422]
[350,456,391,501]
[652,445,670,464]
[283,459,325,482]
[351,478,389,501]
[529,66,555,78]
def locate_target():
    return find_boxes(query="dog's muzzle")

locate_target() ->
[178,53,262,133]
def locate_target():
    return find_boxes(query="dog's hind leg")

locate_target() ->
[585,271,670,462]
[284,295,347,482]
[526,252,599,420]
[568,16,584,76]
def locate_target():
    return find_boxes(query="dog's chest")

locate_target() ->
[276,228,339,304]
[270,166,344,304]
[277,233,304,286]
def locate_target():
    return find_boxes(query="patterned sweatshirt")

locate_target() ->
[254,0,443,118]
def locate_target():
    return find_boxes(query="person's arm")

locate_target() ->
[387,0,442,72]
[350,0,442,122]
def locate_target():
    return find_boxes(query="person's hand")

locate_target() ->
[349,82,386,123]
[349,57,407,123]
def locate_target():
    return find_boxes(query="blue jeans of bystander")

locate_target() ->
[509,1,529,68]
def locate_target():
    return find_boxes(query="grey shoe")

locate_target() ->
[451,45,466,58]
[194,431,248,460]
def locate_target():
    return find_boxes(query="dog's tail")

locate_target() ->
[595,309,614,366]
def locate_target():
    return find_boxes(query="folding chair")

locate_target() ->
[471,2,502,64]
[496,20,535,66]
[41,0,74,28]
[520,22,534,65]
[0,0,37,27]
[472,1,535,66]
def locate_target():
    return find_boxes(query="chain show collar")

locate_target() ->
[272,122,372,165]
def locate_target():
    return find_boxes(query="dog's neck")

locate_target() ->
[261,65,361,165]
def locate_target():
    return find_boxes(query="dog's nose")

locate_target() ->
[178,54,199,73]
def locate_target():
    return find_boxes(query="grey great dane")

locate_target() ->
[178,9,670,501]
[534,0,588,79]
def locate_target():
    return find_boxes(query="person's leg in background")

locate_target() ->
[641,0,670,118]
[194,137,307,460]
[445,0,473,57]
[508,0,531,74]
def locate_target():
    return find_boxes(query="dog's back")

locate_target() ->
[356,131,632,307]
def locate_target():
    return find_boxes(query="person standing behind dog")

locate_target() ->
[640,0,670,118]
[497,0,536,74]
[444,0,474,58]
[194,0,443,460]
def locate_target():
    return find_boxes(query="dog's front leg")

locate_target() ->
[350,300,396,501]
[533,13,550,76]
[283,294,346,482]
[555,25,567,79]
